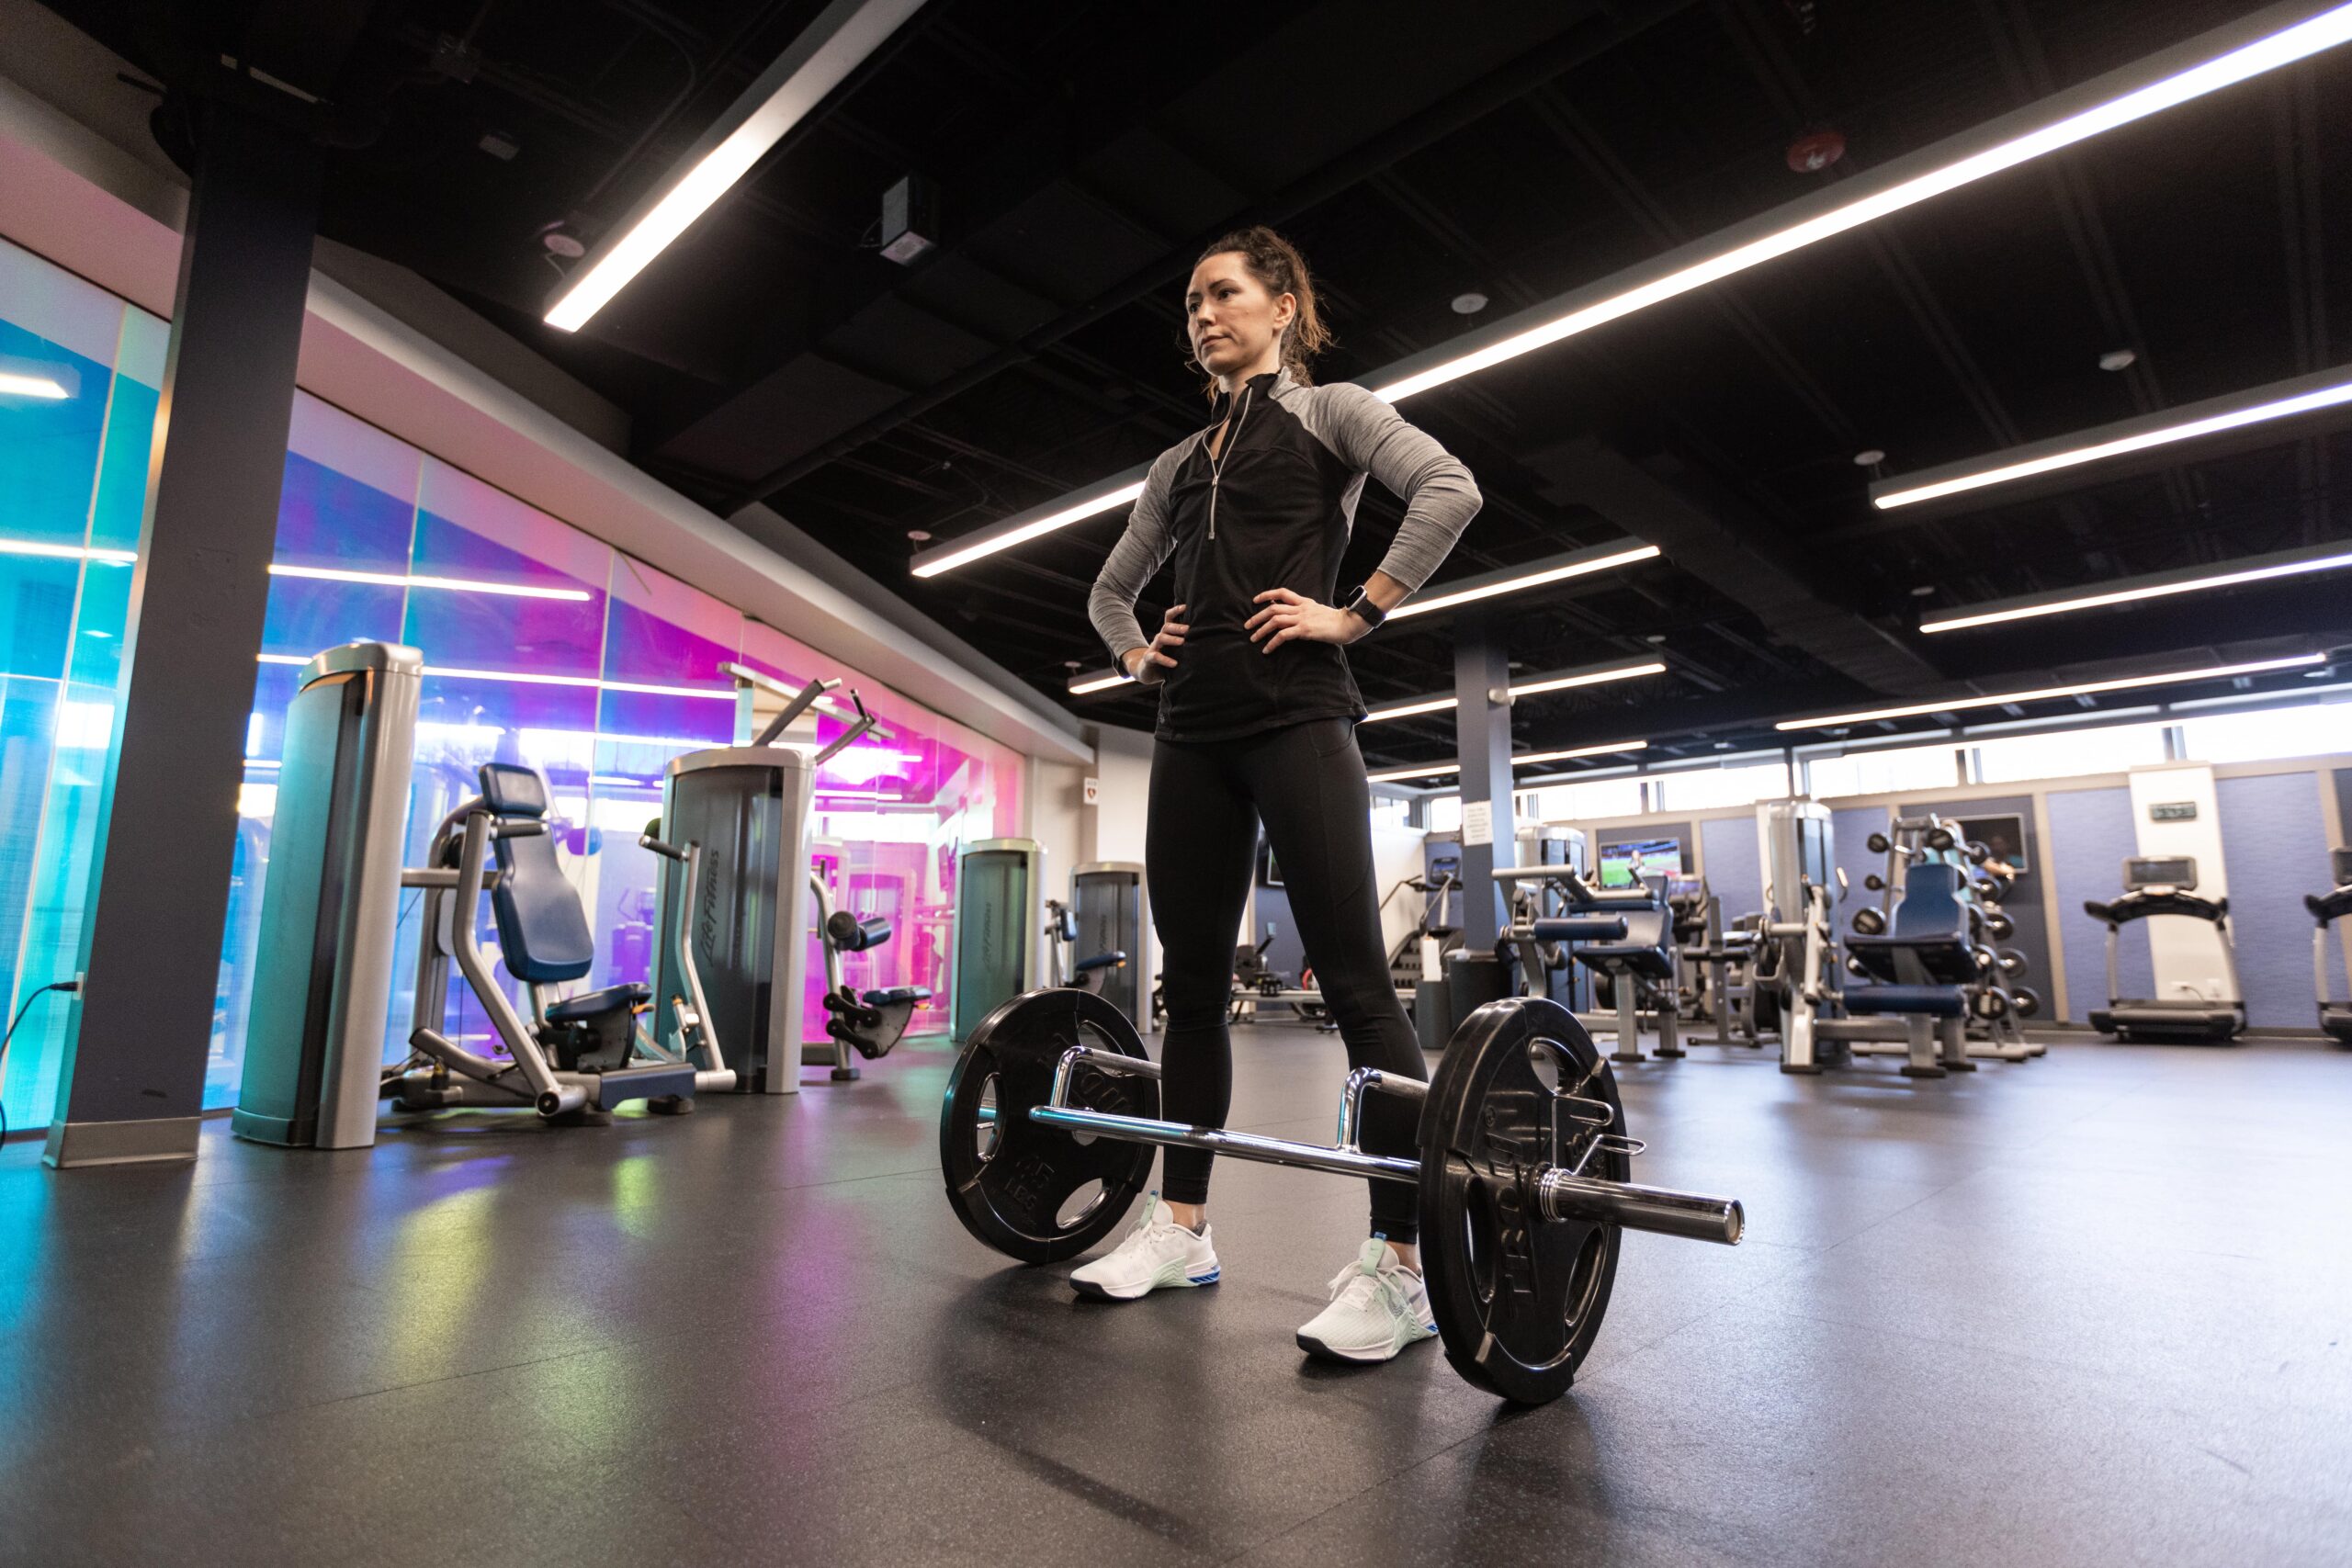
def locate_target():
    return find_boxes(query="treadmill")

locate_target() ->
[2306,847,2352,1045]
[2082,856,2245,1043]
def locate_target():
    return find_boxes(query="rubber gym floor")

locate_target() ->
[2,1026,2346,1567]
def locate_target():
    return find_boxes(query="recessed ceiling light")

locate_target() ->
[1910,585,1936,597]
[2099,348,2138,371]
[1854,448,1886,466]
[1645,634,1667,644]
[907,528,932,543]
[1451,292,1489,315]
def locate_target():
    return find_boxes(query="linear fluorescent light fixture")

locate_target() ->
[268,564,594,602]
[1919,541,2352,633]
[1375,4,2352,402]
[1389,546,1661,620]
[906,4,2352,578]
[1366,738,1647,784]
[1877,364,2352,513]
[1366,761,1461,784]
[1775,654,2326,731]
[1962,705,2163,735]
[1515,739,1648,766]
[912,480,1147,579]
[0,371,70,400]
[1067,668,1125,695]
[1363,657,1666,724]
[258,652,734,701]
[544,0,931,332]
[1363,694,1460,722]
[0,538,136,564]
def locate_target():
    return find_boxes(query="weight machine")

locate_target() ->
[1848,814,2042,1063]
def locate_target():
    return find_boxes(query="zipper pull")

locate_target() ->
[1209,474,1218,539]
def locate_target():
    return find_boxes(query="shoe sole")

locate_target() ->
[1070,1265,1220,1302]
[1295,1323,1439,1363]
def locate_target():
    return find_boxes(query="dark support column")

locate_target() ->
[47,107,322,1168]
[1452,619,1517,949]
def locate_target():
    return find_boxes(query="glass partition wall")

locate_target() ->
[0,236,1021,1131]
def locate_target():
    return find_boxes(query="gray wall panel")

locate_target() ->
[2215,773,2335,1028]
[1699,814,1762,923]
[2047,786,2151,1021]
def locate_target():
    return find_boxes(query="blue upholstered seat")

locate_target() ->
[481,761,597,986]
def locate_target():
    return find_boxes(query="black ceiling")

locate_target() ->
[54,0,2352,774]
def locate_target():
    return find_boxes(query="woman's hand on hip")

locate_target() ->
[1247,588,1363,651]
[1124,603,1188,685]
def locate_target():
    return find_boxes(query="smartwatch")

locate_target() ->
[1341,584,1387,630]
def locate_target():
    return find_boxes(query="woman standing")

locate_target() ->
[1080,226,1482,1364]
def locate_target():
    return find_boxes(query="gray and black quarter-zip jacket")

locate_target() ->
[1088,367,1481,744]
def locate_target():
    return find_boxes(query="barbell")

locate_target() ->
[939,989,1744,1405]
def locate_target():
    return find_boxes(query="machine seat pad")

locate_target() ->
[545,987,649,1024]
[863,986,933,1006]
[1074,951,1126,974]
[1571,943,1676,978]
[592,1062,697,1109]
[1569,888,1663,911]
[1845,931,1975,984]
[1845,985,1967,1018]
[546,984,650,1023]
[1532,916,1628,942]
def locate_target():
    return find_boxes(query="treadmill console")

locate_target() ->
[2124,856,2197,892]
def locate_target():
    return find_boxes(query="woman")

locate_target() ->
[1079,226,1482,1364]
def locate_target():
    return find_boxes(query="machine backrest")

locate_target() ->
[481,762,595,985]
[1891,863,1967,940]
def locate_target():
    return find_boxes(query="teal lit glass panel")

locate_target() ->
[0,240,135,1134]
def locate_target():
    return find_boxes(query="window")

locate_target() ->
[1527,776,1645,822]
[1368,795,1411,829]
[1429,795,1462,832]
[1970,721,2167,784]
[1651,761,1791,812]
[2179,704,2352,764]
[1806,742,1962,799]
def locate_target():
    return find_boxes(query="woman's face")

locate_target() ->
[1186,252,1295,380]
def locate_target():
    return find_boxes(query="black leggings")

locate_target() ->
[1148,716,1427,1243]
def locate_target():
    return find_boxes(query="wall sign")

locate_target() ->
[2148,801,2199,822]
[1082,776,1099,807]
[1462,799,1493,846]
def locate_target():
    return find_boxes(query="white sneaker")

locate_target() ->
[1295,1237,1438,1362]
[1069,1193,1221,1301]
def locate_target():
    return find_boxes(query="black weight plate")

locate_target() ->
[941,987,1159,1264]
[1419,997,1623,1405]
